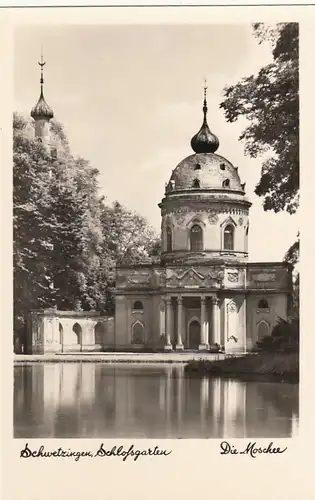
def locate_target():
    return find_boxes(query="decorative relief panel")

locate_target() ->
[227,270,239,282]
[175,213,187,226]
[238,217,243,226]
[208,213,219,224]
[227,300,237,313]
[252,273,276,283]
[166,267,224,288]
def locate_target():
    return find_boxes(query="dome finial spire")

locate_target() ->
[190,80,219,154]
[31,51,54,121]
[203,78,208,116]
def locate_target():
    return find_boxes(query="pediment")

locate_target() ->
[220,215,237,227]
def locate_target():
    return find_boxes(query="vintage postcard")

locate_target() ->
[1,3,314,500]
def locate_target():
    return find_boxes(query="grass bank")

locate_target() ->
[185,352,299,383]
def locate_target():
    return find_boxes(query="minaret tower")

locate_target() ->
[30,53,54,144]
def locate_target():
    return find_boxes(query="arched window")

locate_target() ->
[166,227,172,252]
[133,301,143,311]
[258,320,270,340]
[222,179,230,187]
[258,299,269,309]
[132,321,144,344]
[224,224,234,250]
[72,323,82,345]
[192,178,200,188]
[190,225,203,251]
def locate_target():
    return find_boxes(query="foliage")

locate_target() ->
[220,22,299,214]
[284,233,299,317]
[254,317,299,353]
[13,113,160,336]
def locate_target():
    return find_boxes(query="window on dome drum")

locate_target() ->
[192,178,200,188]
[220,163,226,170]
[223,224,234,250]
[222,179,230,187]
[166,227,172,252]
[194,163,201,170]
[258,299,269,309]
[190,225,203,251]
[133,301,143,311]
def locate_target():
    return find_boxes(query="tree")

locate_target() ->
[220,23,299,214]
[13,113,104,335]
[284,234,299,317]
[13,114,161,336]
[96,201,161,313]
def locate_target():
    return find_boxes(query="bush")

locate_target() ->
[255,317,299,353]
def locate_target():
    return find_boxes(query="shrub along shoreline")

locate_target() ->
[185,352,299,384]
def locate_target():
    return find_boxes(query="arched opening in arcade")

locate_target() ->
[72,322,82,350]
[94,322,105,348]
[59,322,64,352]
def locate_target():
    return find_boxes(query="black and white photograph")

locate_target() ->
[12,20,299,440]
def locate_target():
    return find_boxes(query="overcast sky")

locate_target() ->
[14,24,299,262]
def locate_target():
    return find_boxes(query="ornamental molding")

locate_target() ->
[239,217,244,226]
[162,205,249,217]
[227,300,237,313]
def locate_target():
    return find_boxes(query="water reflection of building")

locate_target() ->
[15,364,298,438]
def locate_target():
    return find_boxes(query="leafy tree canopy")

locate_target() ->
[220,22,299,215]
[13,113,160,334]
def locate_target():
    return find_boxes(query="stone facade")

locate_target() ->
[113,91,292,354]
[114,262,292,353]
[23,84,292,354]
[26,309,114,354]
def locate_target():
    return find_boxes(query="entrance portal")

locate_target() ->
[189,320,201,350]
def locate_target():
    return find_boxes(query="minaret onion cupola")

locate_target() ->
[31,54,54,143]
[190,80,219,154]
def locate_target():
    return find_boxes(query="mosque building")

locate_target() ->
[25,61,292,354]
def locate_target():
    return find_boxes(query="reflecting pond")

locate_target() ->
[14,363,299,439]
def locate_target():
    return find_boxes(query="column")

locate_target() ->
[175,296,184,350]
[212,297,221,347]
[159,298,166,337]
[164,297,173,351]
[199,295,209,350]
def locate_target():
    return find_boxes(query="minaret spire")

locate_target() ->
[39,50,45,98]
[31,51,54,121]
[190,79,219,154]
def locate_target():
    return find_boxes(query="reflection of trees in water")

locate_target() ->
[14,365,45,437]
[256,381,299,418]
[14,364,298,438]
